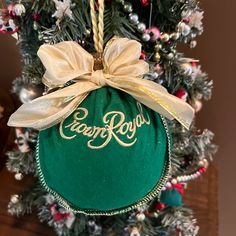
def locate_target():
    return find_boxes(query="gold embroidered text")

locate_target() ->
[59,103,150,149]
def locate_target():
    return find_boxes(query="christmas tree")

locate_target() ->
[1,0,217,235]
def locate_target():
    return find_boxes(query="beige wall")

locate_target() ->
[0,1,235,234]
[0,35,21,90]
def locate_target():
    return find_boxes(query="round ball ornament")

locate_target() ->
[19,86,43,104]
[137,23,146,33]
[146,27,160,41]
[8,38,194,215]
[175,88,188,101]
[155,201,165,211]
[136,213,146,221]
[129,13,139,25]
[140,0,149,7]
[198,159,209,168]
[160,33,170,42]
[142,33,151,42]
[37,87,171,215]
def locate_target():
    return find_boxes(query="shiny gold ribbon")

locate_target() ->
[8,37,194,130]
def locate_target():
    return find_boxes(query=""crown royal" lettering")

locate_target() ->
[59,103,150,149]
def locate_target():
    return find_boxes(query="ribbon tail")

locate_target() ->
[108,77,194,129]
[8,81,100,130]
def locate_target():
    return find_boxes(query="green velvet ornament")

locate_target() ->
[160,188,183,207]
[36,87,171,215]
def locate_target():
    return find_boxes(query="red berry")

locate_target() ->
[53,212,63,221]
[176,226,182,233]
[32,13,40,21]
[140,51,146,60]
[141,0,149,7]
[174,89,188,101]
[199,167,206,173]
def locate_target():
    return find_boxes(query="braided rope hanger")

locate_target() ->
[89,0,104,53]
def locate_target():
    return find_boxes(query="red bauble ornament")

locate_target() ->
[174,88,188,102]
[140,51,146,60]
[183,18,190,23]
[140,0,149,7]
[191,60,198,67]
[176,226,182,233]
[155,202,166,211]
[172,183,184,196]
[198,167,206,174]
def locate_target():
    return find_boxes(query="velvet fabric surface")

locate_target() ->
[37,87,171,214]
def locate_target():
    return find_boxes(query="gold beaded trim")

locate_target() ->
[35,115,171,216]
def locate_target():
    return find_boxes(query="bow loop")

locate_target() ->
[38,41,94,88]
[103,38,149,77]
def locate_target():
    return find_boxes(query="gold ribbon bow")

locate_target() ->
[8,37,194,130]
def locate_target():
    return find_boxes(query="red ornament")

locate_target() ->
[53,212,69,221]
[183,18,190,23]
[174,88,188,101]
[32,12,40,21]
[191,60,198,67]
[155,202,166,211]
[176,226,182,233]
[140,51,146,60]
[50,203,70,221]
[198,167,206,174]
[53,212,64,221]
[172,183,184,196]
[140,0,149,7]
